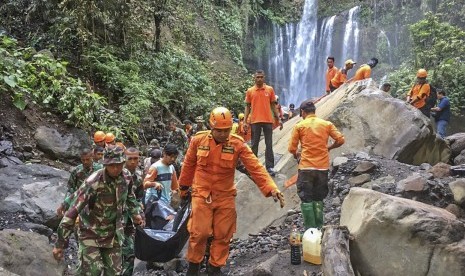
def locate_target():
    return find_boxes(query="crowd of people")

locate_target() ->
[51,60,450,275]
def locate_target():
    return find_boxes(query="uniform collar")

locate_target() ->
[305,114,317,119]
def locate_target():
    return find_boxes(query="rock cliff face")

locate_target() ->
[235,80,450,238]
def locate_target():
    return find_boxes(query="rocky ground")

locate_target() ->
[2,95,465,275]
[2,140,465,275]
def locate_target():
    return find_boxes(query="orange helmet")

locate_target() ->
[105,132,116,143]
[93,131,106,143]
[209,107,233,129]
[416,69,427,78]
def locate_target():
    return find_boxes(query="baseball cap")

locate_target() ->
[345,59,357,66]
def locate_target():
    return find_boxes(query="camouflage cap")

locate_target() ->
[195,116,205,123]
[102,145,126,165]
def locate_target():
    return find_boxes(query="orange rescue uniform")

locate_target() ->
[288,114,345,170]
[178,131,278,267]
[330,68,348,89]
[408,83,430,109]
[353,64,371,81]
[326,66,338,92]
[245,84,276,124]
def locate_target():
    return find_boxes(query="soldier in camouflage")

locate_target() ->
[122,147,145,276]
[53,146,144,276]
[56,149,103,216]
[167,120,188,154]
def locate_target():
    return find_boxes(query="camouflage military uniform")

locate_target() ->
[63,162,103,210]
[168,127,188,154]
[122,168,144,276]
[55,168,141,276]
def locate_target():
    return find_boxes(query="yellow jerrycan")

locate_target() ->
[302,228,322,264]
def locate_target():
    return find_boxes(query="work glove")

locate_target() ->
[271,189,285,208]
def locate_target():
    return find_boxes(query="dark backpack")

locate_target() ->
[426,84,437,108]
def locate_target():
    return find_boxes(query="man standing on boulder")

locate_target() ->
[406,69,431,117]
[179,107,285,276]
[352,57,378,81]
[329,59,356,92]
[244,70,282,176]
[53,146,144,275]
[288,100,344,229]
[325,56,338,94]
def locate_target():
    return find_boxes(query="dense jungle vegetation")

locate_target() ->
[1,0,464,143]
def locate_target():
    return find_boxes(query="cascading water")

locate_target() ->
[341,6,360,65]
[263,0,361,106]
[379,30,393,66]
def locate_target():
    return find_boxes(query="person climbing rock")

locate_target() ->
[406,68,431,117]
[179,107,285,276]
[352,57,378,81]
[325,56,338,94]
[288,100,344,229]
[244,70,282,176]
[52,146,144,275]
[329,59,356,92]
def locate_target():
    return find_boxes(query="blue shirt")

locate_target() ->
[144,159,177,204]
[436,97,450,122]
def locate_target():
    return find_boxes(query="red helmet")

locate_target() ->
[209,107,233,129]
[94,131,106,143]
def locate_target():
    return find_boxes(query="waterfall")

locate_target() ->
[379,30,393,66]
[342,6,360,64]
[287,0,318,106]
[262,0,361,106]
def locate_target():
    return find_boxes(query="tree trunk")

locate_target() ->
[154,15,162,52]
[321,225,355,276]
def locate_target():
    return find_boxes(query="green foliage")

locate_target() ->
[0,34,105,128]
[388,13,465,113]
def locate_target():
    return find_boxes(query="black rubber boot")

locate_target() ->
[186,262,200,276]
[207,264,222,276]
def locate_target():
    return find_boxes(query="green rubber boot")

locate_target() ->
[300,202,316,229]
[313,201,324,229]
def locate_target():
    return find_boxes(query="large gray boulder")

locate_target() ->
[0,164,68,228]
[341,188,465,276]
[446,132,465,160]
[0,229,65,276]
[317,80,449,165]
[34,126,91,160]
[234,80,450,239]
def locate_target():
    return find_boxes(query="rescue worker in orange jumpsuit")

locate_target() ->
[179,107,285,276]
[352,57,378,81]
[325,56,338,94]
[406,68,431,117]
[329,59,356,92]
[93,131,106,148]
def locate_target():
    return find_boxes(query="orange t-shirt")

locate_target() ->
[245,84,276,124]
[408,83,430,109]
[326,66,338,92]
[178,131,277,198]
[288,114,345,170]
[353,64,371,81]
[330,68,348,88]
